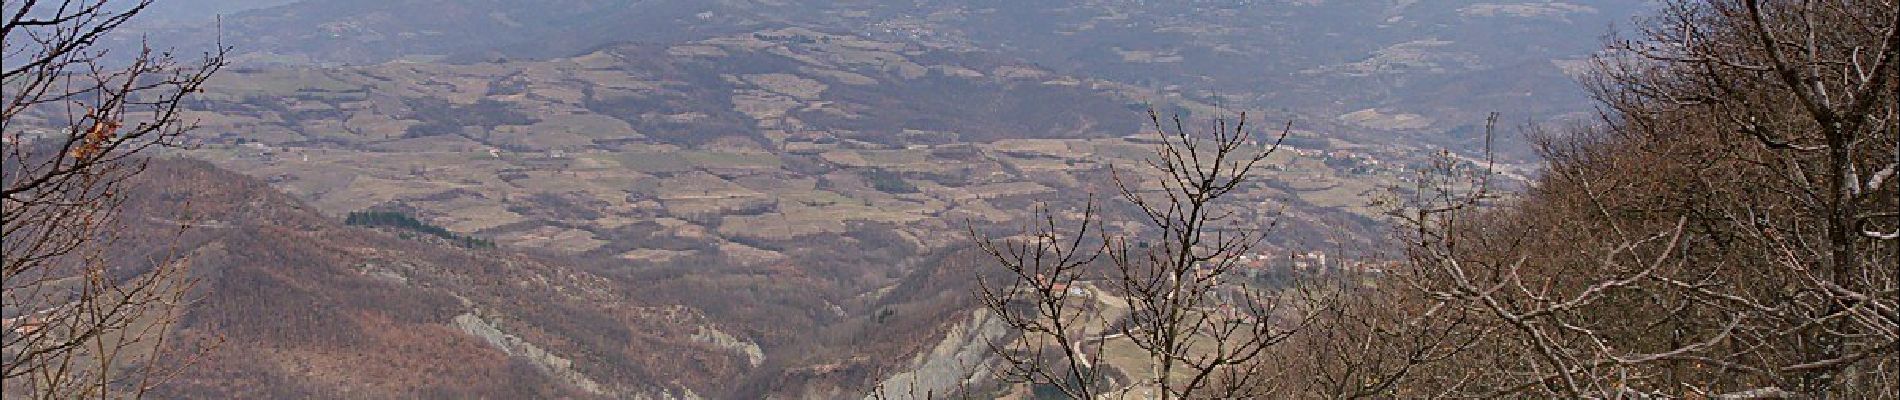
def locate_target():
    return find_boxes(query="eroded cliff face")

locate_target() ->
[864,309,1008,400]
[453,313,611,395]
[691,325,765,369]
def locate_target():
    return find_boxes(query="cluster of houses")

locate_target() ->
[233,142,312,163]
[1017,248,1394,300]
[1030,273,1094,299]
[1199,250,1332,278]
[1,307,59,338]
[1219,250,1400,277]
[1272,146,1404,176]
[999,247,1406,332]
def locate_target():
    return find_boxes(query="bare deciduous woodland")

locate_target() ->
[2,0,1894,399]
[3,0,225,397]
[972,112,1306,399]
[974,0,1896,398]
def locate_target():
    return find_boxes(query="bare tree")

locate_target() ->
[1590,0,1899,394]
[3,0,225,397]
[973,110,1317,399]
[972,199,1114,399]
[967,1,1892,398]
[1362,0,1897,397]
[1250,116,1523,399]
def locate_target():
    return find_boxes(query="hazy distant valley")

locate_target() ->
[22,1,1801,398]
[147,25,1417,397]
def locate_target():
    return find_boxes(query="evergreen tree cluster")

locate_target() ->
[345,211,495,249]
[860,169,919,194]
